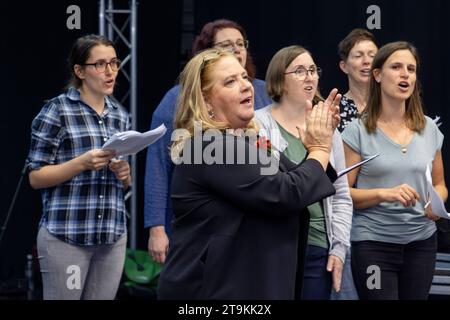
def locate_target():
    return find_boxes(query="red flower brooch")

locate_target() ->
[256,136,272,156]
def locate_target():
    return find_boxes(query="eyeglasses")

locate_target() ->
[213,39,249,52]
[82,59,121,72]
[284,66,322,80]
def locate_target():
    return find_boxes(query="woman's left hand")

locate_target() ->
[109,159,131,188]
[327,254,344,293]
[425,203,441,221]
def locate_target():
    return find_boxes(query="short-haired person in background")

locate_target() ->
[27,34,131,299]
[342,41,447,299]
[337,28,378,132]
[157,49,341,299]
[333,28,378,300]
[255,45,352,300]
[144,19,272,265]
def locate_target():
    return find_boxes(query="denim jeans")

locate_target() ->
[351,232,437,300]
[301,245,332,300]
[330,247,359,300]
[37,226,127,300]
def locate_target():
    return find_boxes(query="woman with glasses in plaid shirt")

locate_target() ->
[27,34,131,300]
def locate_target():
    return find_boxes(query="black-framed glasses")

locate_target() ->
[82,59,121,72]
[213,39,249,52]
[285,66,322,80]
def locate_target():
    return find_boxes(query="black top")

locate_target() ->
[338,95,359,133]
[157,133,336,299]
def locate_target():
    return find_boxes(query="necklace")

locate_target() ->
[378,119,409,153]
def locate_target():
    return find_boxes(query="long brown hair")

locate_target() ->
[362,41,426,134]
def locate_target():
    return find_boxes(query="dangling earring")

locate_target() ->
[208,109,215,119]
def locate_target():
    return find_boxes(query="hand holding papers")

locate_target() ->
[102,124,167,156]
[425,166,449,219]
[337,154,379,178]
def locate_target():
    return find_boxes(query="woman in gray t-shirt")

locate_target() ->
[342,41,447,300]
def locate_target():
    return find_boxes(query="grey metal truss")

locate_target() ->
[99,0,138,249]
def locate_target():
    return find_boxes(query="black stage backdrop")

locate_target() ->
[0,0,449,286]
[0,0,182,285]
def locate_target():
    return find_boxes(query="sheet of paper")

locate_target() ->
[337,154,379,178]
[425,166,450,219]
[433,115,442,128]
[102,123,167,156]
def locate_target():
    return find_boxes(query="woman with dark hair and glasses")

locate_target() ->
[27,34,130,299]
[144,19,271,264]
[255,45,352,300]
[342,41,447,299]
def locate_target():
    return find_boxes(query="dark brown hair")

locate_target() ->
[362,41,426,134]
[191,19,256,79]
[67,34,116,88]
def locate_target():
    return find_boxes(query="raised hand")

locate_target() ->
[322,88,341,130]
[297,99,336,170]
[299,100,335,154]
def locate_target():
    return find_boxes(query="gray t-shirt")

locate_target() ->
[341,116,444,244]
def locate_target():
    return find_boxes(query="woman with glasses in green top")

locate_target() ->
[255,45,352,299]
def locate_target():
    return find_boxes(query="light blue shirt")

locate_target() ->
[341,116,444,244]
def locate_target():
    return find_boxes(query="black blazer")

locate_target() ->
[158,134,336,299]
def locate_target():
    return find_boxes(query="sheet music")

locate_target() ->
[102,124,167,156]
[337,154,379,178]
[425,166,450,219]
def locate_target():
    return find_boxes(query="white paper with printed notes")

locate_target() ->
[102,124,167,156]
[425,165,449,219]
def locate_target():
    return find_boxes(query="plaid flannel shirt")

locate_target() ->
[27,87,130,246]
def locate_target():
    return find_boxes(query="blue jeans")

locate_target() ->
[301,245,331,300]
[351,232,437,300]
[330,248,359,300]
